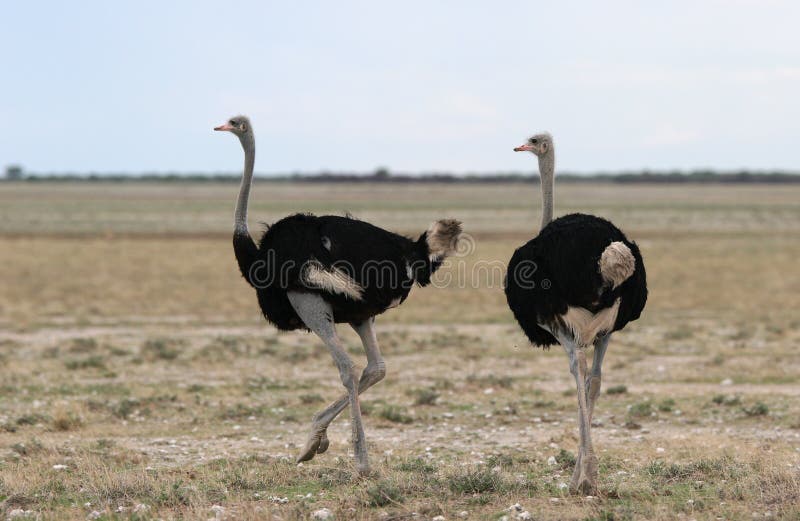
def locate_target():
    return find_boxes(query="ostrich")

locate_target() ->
[504,133,647,494]
[214,115,462,476]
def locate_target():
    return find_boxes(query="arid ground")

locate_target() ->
[0,181,798,520]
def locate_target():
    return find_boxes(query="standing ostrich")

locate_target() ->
[215,116,462,476]
[504,133,647,494]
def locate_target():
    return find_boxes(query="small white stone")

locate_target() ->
[133,504,149,513]
[721,378,733,386]
[87,511,102,520]
[558,482,568,490]
[458,511,469,518]
[549,497,560,503]
[656,447,666,453]
[53,464,68,470]
[506,503,523,512]
[518,512,532,521]
[484,388,494,395]
[547,456,557,466]
[8,510,35,519]
[312,508,333,520]
[432,516,446,521]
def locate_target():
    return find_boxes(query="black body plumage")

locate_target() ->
[234,213,446,330]
[504,213,648,347]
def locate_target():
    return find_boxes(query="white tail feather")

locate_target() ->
[303,262,364,301]
[426,219,462,261]
[599,241,635,289]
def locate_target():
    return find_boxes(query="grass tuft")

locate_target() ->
[657,398,676,412]
[628,401,653,418]
[142,338,182,361]
[712,394,741,406]
[606,384,628,395]
[377,404,413,424]
[396,457,437,474]
[64,355,106,370]
[51,409,83,431]
[447,468,505,494]
[365,480,404,507]
[742,401,769,416]
[408,387,440,406]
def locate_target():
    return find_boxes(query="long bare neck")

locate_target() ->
[235,133,255,236]
[538,149,555,230]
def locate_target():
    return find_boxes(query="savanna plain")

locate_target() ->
[0,181,798,520]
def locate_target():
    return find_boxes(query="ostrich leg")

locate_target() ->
[572,334,611,483]
[288,292,370,476]
[297,318,386,463]
[560,334,598,495]
[586,334,610,423]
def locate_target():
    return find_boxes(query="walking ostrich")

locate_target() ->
[504,133,647,494]
[214,116,462,476]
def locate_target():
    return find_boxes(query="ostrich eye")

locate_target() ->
[229,120,236,126]
[530,139,538,144]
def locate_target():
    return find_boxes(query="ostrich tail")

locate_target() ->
[424,219,462,261]
[233,231,260,288]
[412,219,462,286]
[599,241,636,289]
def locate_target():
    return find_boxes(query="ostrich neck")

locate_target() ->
[538,150,555,230]
[235,133,255,235]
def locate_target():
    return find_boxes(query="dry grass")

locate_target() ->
[0,181,798,519]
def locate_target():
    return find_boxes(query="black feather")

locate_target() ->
[234,214,452,330]
[504,213,648,347]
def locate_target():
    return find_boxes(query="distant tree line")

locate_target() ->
[4,165,800,183]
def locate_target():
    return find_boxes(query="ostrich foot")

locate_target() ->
[570,453,598,495]
[356,462,372,478]
[296,430,329,463]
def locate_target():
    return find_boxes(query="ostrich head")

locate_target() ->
[214,115,252,137]
[514,133,553,156]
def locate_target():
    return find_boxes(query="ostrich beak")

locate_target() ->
[514,144,535,152]
[214,123,235,132]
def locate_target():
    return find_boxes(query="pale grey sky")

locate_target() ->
[1,1,799,173]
